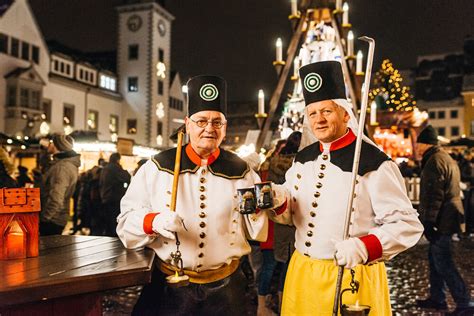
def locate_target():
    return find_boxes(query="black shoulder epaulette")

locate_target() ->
[208,149,250,179]
[294,140,390,176]
[151,147,199,175]
[151,147,250,179]
[295,142,322,164]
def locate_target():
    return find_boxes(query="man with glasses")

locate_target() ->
[117,75,268,315]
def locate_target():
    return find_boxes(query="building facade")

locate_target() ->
[0,0,185,148]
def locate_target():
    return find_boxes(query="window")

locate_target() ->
[158,48,164,62]
[127,119,137,134]
[31,90,40,109]
[0,34,7,54]
[63,104,75,126]
[438,111,445,119]
[128,77,138,92]
[109,115,119,133]
[100,74,116,91]
[42,99,52,122]
[429,111,435,119]
[129,44,139,60]
[7,86,16,107]
[158,80,164,95]
[157,121,163,135]
[20,88,29,107]
[88,110,98,131]
[450,110,458,119]
[21,42,30,61]
[32,45,39,64]
[438,127,445,136]
[451,126,459,137]
[11,37,19,57]
[53,60,59,71]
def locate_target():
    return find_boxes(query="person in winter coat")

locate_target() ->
[415,125,474,313]
[99,152,131,236]
[16,165,33,187]
[40,134,81,236]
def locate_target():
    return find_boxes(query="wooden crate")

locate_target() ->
[0,188,41,260]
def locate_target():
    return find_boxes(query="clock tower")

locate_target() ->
[117,0,174,147]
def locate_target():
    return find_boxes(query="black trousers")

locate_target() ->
[39,220,65,236]
[133,267,247,316]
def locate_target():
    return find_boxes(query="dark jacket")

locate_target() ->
[40,151,81,226]
[419,146,464,235]
[99,162,131,204]
[266,153,296,263]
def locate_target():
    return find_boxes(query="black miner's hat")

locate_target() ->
[186,75,227,117]
[299,61,346,105]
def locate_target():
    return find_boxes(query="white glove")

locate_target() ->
[152,212,185,240]
[334,238,368,269]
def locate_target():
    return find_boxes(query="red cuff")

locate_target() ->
[143,212,160,235]
[358,234,383,263]
[273,199,288,215]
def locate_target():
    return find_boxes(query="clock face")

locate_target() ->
[127,15,142,32]
[158,19,166,36]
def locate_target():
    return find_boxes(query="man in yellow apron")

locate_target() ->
[271,61,423,315]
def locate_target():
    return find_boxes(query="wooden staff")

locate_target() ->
[170,126,185,212]
[332,36,375,316]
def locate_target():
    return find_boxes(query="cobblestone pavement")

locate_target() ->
[103,237,474,315]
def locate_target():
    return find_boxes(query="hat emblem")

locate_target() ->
[303,72,323,93]
[199,83,219,101]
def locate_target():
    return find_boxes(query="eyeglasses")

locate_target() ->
[190,118,226,129]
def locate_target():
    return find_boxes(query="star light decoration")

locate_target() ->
[156,62,166,79]
[156,102,165,119]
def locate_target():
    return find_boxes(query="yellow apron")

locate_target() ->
[281,250,391,316]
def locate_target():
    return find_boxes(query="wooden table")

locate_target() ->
[0,235,155,316]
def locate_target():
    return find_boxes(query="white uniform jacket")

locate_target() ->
[117,145,268,271]
[274,130,423,262]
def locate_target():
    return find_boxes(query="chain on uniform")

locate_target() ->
[199,83,219,101]
[303,72,323,93]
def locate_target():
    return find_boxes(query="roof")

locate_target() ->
[47,40,117,73]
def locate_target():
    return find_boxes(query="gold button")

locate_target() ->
[322,154,328,160]
[197,264,203,268]
[318,173,324,179]
[304,253,310,257]
[316,182,322,189]
[310,211,316,217]
[201,169,206,175]
[200,178,206,183]
[307,231,313,237]
[297,174,301,179]
[352,207,355,212]
[199,212,206,218]
[166,204,170,208]
[305,241,311,247]
[314,192,320,198]
[200,222,206,228]
[231,231,236,234]
[293,197,297,202]
[200,186,205,192]
[199,242,204,248]
[355,179,359,184]
[166,190,171,195]
[230,242,234,246]
[308,222,314,228]
[200,195,206,200]
[200,203,206,209]
[200,232,206,238]
[353,193,357,198]
[294,185,299,190]
[198,253,204,258]
[320,164,326,170]
[312,202,318,208]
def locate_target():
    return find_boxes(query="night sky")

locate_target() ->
[29,0,474,103]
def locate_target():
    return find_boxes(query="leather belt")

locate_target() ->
[158,259,240,284]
